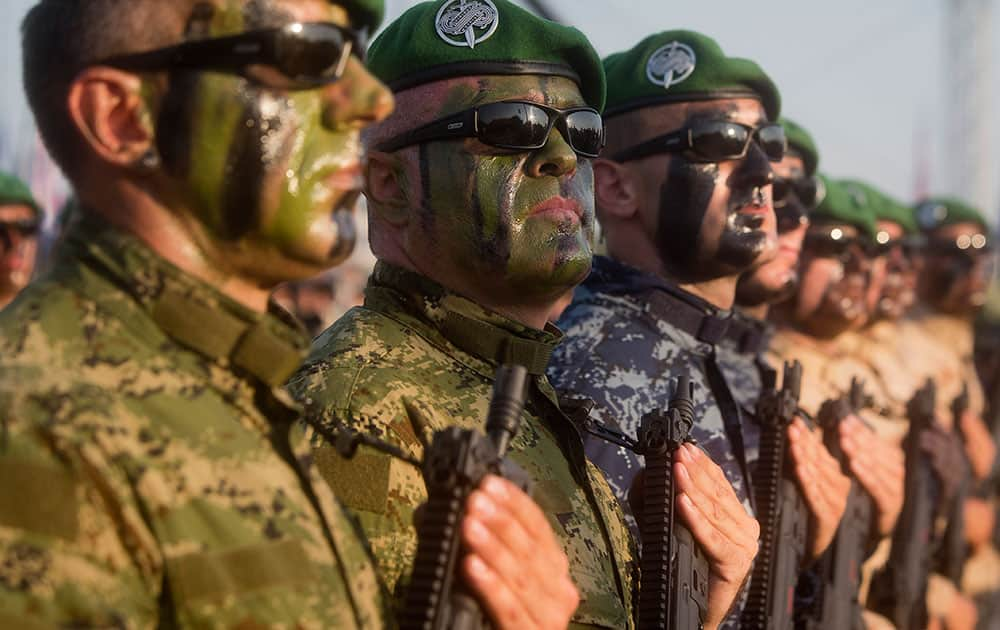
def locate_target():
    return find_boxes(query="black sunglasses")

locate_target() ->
[775,204,809,234]
[774,175,821,209]
[0,218,41,238]
[610,120,786,163]
[925,234,992,258]
[376,100,605,158]
[97,22,365,88]
[803,226,867,260]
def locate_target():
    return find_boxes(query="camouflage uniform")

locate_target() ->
[549,256,755,510]
[548,256,755,628]
[0,216,388,629]
[716,310,773,467]
[288,262,636,629]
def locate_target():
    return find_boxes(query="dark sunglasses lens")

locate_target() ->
[757,125,787,161]
[773,179,791,206]
[0,221,40,237]
[564,110,604,157]
[796,177,819,207]
[690,121,751,160]
[805,232,851,258]
[478,103,550,149]
[775,205,806,233]
[276,24,350,81]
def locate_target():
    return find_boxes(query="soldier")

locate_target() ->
[768,179,975,627]
[908,198,1000,620]
[0,0,577,627]
[288,4,758,629]
[0,172,42,309]
[545,33,849,626]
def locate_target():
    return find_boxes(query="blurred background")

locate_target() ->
[1,0,998,325]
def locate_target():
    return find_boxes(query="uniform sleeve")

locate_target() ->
[0,415,161,629]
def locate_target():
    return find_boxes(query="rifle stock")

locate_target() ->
[635,375,710,630]
[400,364,531,630]
[741,361,808,630]
[868,378,940,630]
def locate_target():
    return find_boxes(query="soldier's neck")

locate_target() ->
[740,303,769,320]
[606,248,738,310]
[83,186,273,313]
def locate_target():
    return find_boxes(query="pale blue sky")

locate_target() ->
[3,0,998,222]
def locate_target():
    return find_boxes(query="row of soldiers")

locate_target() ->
[0,0,996,628]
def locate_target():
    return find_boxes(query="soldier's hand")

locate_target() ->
[461,475,580,630]
[959,410,996,482]
[839,414,905,536]
[963,496,996,550]
[787,417,851,559]
[675,443,759,630]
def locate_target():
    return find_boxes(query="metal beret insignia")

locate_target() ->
[645,41,697,90]
[435,0,499,49]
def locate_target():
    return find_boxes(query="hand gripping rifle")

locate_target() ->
[936,383,971,585]
[564,377,709,630]
[399,364,532,630]
[304,364,531,630]
[868,379,940,630]
[634,376,710,630]
[798,377,875,630]
[740,360,807,630]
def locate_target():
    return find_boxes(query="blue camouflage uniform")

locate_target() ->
[549,256,758,627]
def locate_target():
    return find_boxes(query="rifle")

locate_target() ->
[741,360,808,630]
[564,377,709,630]
[937,384,971,584]
[797,377,874,630]
[399,364,532,630]
[305,365,531,630]
[868,379,941,630]
[634,376,710,630]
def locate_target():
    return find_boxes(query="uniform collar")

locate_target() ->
[365,262,560,376]
[583,255,734,345]
[62,213,309,388]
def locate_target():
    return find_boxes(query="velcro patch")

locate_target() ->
[0,458,79,540]
[313,445,391,515]
[166,538,315,604]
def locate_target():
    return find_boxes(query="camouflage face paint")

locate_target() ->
[654,105,774,281]
[153,1,368,281]
[416,76,595,298]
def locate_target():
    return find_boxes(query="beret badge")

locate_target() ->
[645,41,697,90]
[435,0,500,49]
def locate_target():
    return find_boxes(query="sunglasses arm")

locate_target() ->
[609,129,686,163]
[377,110,477,153]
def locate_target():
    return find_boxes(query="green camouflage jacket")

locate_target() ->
[0,215,388,629]
[289,262,636,629]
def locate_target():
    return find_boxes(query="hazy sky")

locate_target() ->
[3,0,998,222]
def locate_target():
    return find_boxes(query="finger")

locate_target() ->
[676,490,758,573]
[461,510,568,623]
[461,554,535,630]
[479,476,563,566]
[676,445,752,532]
[674,463,758,552]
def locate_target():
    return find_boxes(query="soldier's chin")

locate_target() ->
[718,230,772,271]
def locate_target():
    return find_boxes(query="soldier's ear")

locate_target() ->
[67,67,156,171]
[366,150,411,225]
[594,158,639,221]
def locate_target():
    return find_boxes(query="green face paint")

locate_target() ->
[417,75,595,299]
[155,1,368,282]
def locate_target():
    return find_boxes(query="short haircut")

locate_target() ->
[21,0,192,179]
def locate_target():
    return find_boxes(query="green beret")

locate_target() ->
[779,117,819,176]
[347,0,384,34]
[0,171,40,216]
[812,175,876,238]
[367,0,605,111]
[603,30,780,120]
[914,196,988,233]
[840,179,917,234]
